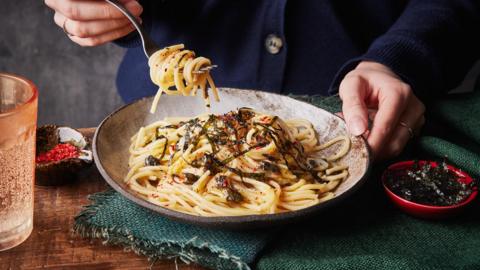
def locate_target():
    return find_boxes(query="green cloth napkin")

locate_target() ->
[74,190,274,270]
[75,88,480,270]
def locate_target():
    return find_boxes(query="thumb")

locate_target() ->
[339,75,369,136]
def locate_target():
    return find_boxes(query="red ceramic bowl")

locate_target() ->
[382,160,478,219]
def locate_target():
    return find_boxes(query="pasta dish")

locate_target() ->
[125,108,350,216]
[148,44,218,114]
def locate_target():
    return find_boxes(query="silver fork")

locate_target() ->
[105,0,216,74]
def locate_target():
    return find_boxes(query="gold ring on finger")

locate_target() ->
[399,121,414,139]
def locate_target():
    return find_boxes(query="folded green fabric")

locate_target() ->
[257,183,480,270]
[418,88,480,179]
[74,190,275,270]
[75,89,480,270]
[419,136,480,179]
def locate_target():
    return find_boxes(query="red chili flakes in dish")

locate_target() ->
[36,143,79,163]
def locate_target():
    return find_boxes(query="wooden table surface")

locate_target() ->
[0,129,206,270]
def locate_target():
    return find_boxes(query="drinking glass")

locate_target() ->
[0,73,38,251]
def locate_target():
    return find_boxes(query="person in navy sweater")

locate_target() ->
[45,0,480,160]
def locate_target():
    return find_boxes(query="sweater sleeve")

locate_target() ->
[330,0,480,98]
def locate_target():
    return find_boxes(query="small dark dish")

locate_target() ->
[36,125,93,186]
[382,160,477,219]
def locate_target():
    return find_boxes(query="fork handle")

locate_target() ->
[105,0,159,58]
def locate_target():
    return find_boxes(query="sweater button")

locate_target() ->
[265,34,283,54]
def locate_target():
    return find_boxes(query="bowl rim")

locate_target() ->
[382,160,478,210]
[92,88,372,226]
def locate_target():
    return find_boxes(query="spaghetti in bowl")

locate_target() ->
[126,108,350,216]
[93,88,370,228]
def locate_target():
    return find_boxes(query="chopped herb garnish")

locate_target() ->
[262,161,280,173]
[172,109,325,185]
[215,175,244,203]
[226,188,243,203]
[145,155,161,166]
[184,173,199,184]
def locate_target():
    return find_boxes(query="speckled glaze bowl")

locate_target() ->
[93,88,371,229]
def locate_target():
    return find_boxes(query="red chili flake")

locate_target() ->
[216,175,229,188]
[260,116,271,123]
[36,143,79,164]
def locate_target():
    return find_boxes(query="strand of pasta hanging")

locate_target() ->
[124,108,351,216]
[148,44,219,113]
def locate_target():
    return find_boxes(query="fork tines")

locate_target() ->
[192,65,218,74]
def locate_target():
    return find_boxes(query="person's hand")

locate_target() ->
[44,0,143,46]
[339,61,425,161]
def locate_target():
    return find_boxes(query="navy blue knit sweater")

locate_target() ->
[115,0,480,103]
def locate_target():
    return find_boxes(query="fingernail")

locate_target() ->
[348,116,366,136]
[126,1,143,12]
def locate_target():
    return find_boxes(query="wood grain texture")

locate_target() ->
[0,128,206,270]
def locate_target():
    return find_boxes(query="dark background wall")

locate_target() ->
[1,1,479,128]
[0,1,125,128]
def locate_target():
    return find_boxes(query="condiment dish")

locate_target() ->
[382,160,477,219]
